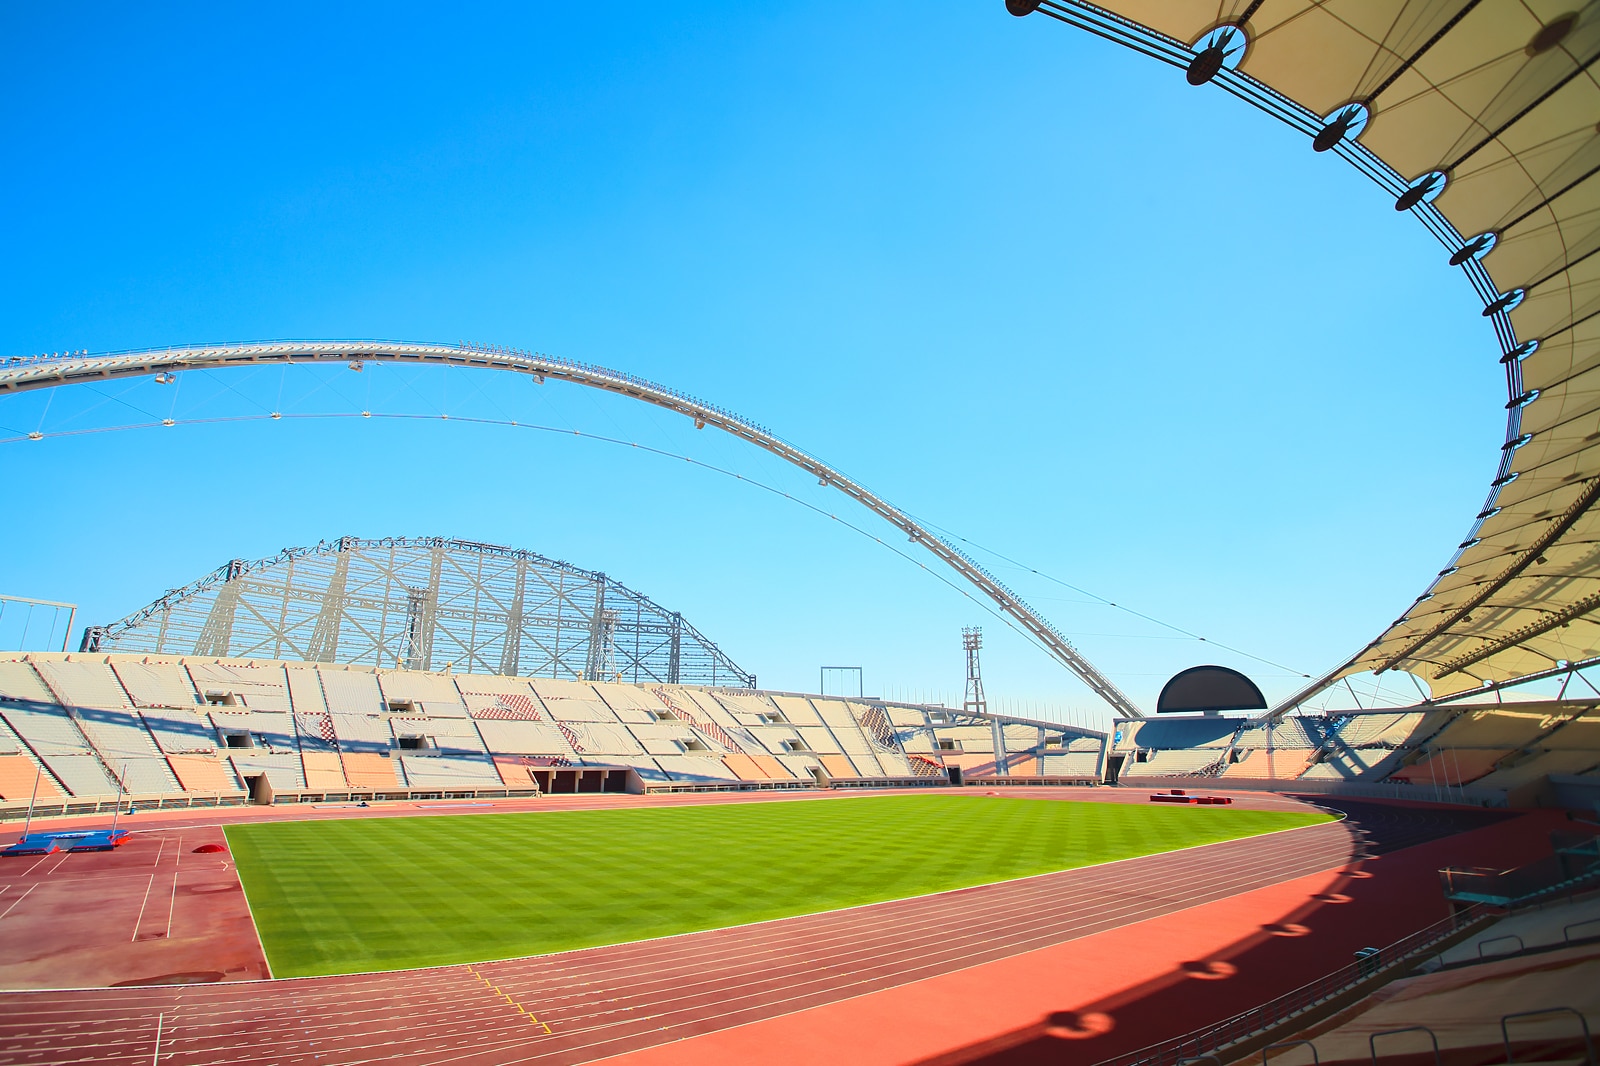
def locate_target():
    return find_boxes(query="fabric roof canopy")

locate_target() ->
[1014,1,1600,701]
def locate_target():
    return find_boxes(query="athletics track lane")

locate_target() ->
[0,813,1356,1066]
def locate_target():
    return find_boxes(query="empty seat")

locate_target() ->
[42,754,119,797]
[299,751,346,789]
[284,666,329,715]
[473,718,574,756]
[340,752,401,788]
[0,661,54,703]
[2,704,91,756]
[654,754,734,783]
[768,696,824,726]
[398,754,501,787]
[378,670,471,718]
[188,662,292,711]
[818,754,859,780]
[112,662,199,709]
[228,752,306,791]
[142,709,219,754]
[0,755,62,801]
[165,753,238,792]
[33,660,132,710]
[318,669,386,715]
[116,757,181,795]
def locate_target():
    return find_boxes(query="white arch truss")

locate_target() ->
[0,340,1145,718]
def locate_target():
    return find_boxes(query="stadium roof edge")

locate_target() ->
[1010,1,1600,714]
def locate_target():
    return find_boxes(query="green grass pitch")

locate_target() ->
[225,794,1332,977]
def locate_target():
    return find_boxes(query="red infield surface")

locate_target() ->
[0,788,1553,1066]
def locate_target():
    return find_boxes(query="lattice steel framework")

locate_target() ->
[81,536,756,687]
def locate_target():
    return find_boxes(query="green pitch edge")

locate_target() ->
[224,793,1332,978]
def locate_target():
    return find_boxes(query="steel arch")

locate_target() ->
[0,340,1145,718]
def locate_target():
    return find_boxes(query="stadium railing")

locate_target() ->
[0,785,547,820]
[0,790,251,821]
[1091,905,1495,1066]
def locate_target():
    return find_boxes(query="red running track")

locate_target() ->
[0,815,1358,1066]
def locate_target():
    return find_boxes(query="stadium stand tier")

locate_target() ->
[1113,701,1600,807]
[0,653,1104,806]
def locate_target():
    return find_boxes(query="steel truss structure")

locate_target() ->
[81,536,756,688]
[0,341,1144,717]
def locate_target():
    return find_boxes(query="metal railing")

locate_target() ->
[1093,907,1491,1066]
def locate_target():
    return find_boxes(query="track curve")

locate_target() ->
[0,814,1358,1066]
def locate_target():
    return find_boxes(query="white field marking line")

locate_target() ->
[59,797,1342,994]
[129,875,158,943]
[226,827,273,981]
[359,849,1365,1066]
[482,847,1356,1027]
[476,857,1363,1030]
[306,807,1355,986]
[106,786,1267,838]
[162,834,183,939]
[9,825,1350,1017]
[0,884,37,921]
[150,836,167,869]
[480,832,1356,998]
[12,819,1356,1043]
[474,818,1352,985]
[0,819,1363,1011]
[6,838,1363,1037]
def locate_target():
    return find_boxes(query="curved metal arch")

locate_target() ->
[0,340,1144,718]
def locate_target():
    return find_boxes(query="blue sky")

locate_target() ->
[0,2,1504,728]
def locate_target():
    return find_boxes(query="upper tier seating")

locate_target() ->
[318,669,386,715]
[2,703,92,756]
[0,653,1103,795]
[0,662,54,703]
[189,662,292,711]
[1121,748,1225,777]
[141,709,219,754]
[768,695,824,726]
[472,718,574,756]
[34,660,133,710]
[1425,708,1562,751]
[1117,717,1241,751]
[112,661,200,709]
[533,681,622,723]
[590,683,667,724]
[378,671,470,717]
[284,666,329,715]
[167,752,239,792]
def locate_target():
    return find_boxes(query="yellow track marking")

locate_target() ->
[465,964,553,1034]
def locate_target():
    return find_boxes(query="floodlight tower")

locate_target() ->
[962,627,987,714]
[963,627,1008,778]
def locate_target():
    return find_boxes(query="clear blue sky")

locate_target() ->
[0,2,1504,729]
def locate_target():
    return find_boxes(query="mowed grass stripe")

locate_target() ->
[225,794,1331,977]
